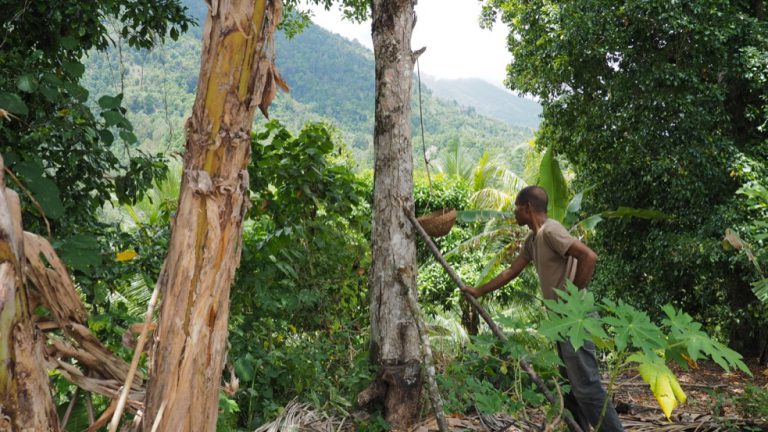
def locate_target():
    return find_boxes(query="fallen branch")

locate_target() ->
[403,205,584,432]
[54,360,144,413]
[108,267,164,432]
[87,398,118,432]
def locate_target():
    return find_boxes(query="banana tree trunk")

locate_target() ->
[143,1,283,430]
[368,0,422,428]
[0,155,60,431]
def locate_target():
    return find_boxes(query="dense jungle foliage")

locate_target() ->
[481,0,768,356]
[1,0,767,430]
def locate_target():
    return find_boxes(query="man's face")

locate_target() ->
[513,199,530,226]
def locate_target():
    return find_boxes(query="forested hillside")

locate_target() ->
[81,18,534,169]
[421,75,542,129]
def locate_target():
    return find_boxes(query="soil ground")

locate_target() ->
[408,358,768,432]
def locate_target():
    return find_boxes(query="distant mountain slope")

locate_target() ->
[421,76,542,129]
[82,12,535,170]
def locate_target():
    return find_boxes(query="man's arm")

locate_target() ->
[463,254,530,297]
[565,240,598,289]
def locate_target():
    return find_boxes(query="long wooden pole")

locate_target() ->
[403,205,584,432]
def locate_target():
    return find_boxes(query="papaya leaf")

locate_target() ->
[632,353,687,420]
[601,299,665,353]
[540,281,607,349]
[661,305,751,375]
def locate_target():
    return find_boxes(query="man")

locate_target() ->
[463,186,624,432]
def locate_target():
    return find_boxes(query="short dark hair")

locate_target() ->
[516,186,548,213]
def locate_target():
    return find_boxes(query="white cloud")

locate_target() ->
[305,0,511,88]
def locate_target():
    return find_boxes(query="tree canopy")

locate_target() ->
[482,0,768,350]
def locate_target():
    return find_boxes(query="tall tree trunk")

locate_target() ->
[369,0,422,428]
[0,155,60,432]
[143,1,282,430]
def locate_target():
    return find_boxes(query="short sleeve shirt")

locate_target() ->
[520,219,578,300]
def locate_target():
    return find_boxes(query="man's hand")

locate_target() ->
[565,240,598,290]
[462,285,481,298]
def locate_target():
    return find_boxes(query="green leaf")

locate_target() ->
[102,110,128,128]
[563,191,584,226]
[752,278,768,303]
[661,305,751,375]
[60,36,78,50]
[539,281,607,349]
[98,94,123,110]
[234,357,255,382]
[536,145,569,222]
[27,177,65,220]
[13,160,45,181]
[601,300,665,352]
[575,214,603,231]
[39,86,59,102]
[119,130,138,144]
[11,161,64,218]
[98,129,114,145]
[16,75,38,93]
[58,234,102,273]
[62,82,88,102]
[0,92,29,116]
[62,61,85,78]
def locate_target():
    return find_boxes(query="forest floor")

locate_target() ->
[408,358,768,432]
[257,359,768,432]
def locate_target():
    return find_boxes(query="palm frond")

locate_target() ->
[112,273,152,317]
[446,227,514,257]
[471,188,515,211]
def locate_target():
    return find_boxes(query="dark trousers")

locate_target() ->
[556,341,625,432]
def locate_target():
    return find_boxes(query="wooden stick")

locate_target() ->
[108,275,163,432]
[86,391,95,424]
[403,205,584,432]
[61,387,79,429]
[401,273,450,432]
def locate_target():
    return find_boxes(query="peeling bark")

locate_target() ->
[0,155,59,431]
[142,1,284,430]
[367,0,422,428]
[23,231,144,391]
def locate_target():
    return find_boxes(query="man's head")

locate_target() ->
[514,186,548,225]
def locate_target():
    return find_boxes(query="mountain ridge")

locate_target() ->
[81,7,535,170]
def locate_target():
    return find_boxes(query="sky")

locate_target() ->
[305,0,511,88]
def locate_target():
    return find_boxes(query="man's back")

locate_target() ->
[521,218,577,300]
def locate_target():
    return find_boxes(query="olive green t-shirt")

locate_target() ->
[520,219,578,300]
